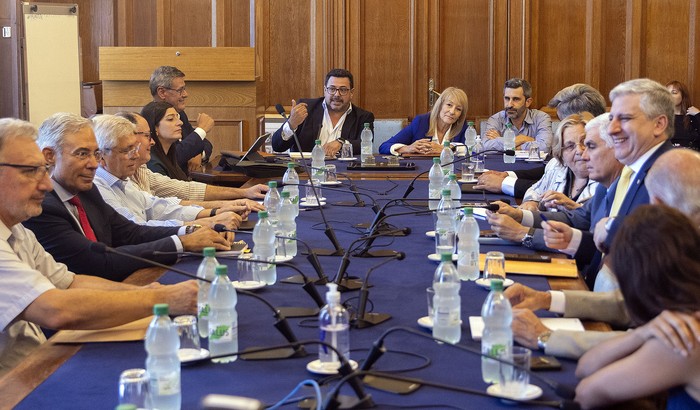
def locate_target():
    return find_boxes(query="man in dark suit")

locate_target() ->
[23,113,230,281]
[149,65,214,173]
[271,68,375,156]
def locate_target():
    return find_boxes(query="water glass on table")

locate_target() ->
[340,141,353,159]
[483,251,506,281]
[118,368,150,408]
[305,181,323,204]
[173,315,201,361]
[498,347,531,398]
[324,164,338,183]
[528,145,540,161]
[461,162,476,181]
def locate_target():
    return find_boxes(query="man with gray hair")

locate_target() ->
[548,83,607,120]
[149,65,214,173]
[0,117,198,376]
[91,114,244,229]
[23,113,231,281]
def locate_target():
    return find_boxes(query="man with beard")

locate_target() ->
[271,68,375,157]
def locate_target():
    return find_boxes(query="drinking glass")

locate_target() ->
[305,181,323,204]
[499,347,531,398]
[386,155,400,166]
[237,253,259,283]
[340,142,353,159]
[426,287,435,318]
[483,251,506,281]
[528,145,540,161]
[461,162,476,181]
[324,164,338,183]
[173,315,201,361]
[118,368,150,408]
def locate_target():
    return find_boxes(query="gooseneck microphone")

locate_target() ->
[212,224,328,285]
[276,103,344,257]
[354,252,405,329]
[401,148,515,199]
[306,165,366,208]
[90,243,307,359]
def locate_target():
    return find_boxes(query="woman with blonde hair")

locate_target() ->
[379,87,468,155]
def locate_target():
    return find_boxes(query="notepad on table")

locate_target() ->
[468,316,584,341]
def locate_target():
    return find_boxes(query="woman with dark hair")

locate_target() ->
[666,80,700,150]
[141,101,189,181]
[378,87,468,155]
[575,205,700,409]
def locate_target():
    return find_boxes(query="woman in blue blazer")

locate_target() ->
[379,87,469,155]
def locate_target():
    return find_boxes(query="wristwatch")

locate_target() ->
[604,217,615,232]
[185,224,202,235]
[537,330,552,351]
[521,227,536,248]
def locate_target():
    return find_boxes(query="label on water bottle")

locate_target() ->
[151,373,180,395]
[210,324,233,342]
[487,343,507,358]
[198,303,210,319]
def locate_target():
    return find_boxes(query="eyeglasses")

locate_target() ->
[69,149,104,161]
[325,86,352,96]
[164,86,186,95]
[562,140,586,153]
[106,143,141,158]
[134,131,152,140]
[0,163,50,180]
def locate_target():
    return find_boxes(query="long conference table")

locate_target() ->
[0,155,608,409]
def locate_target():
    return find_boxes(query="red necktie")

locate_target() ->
[68,196,97,242]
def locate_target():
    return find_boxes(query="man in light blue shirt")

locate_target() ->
[483,78,553,154]
[92,115,242,230]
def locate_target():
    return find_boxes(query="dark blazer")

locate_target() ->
[512,166,546,199]
[23,186,180,281]
[271,98,375,153]
[176,110,214,172]
[378,113,467,154]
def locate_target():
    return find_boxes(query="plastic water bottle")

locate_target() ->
[311,139,326,182]
[264,181,282,227]
[318,283,350,369]
[360,123,373,165]
[436,189,457,255]
[432,253,461,343]
[253,210,277,285]
[465,121,477,150]
[457,207,480,281]
[277,191,297,258]
[503,124,516,163]
[282,162,300,214]
[208,265,238,363]
[196,247,218,338]
[428,157,443,210]
[446,174,461,206]
[473,135,485,172]
[481,279,513,383]
[145,304,181,410]
[440,140,454,175]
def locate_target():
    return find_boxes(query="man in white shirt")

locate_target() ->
[92,114,244,229]
[0,118,197,376]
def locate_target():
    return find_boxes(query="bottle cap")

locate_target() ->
[442,188,451,196]
[464,207,474,216]
[490,279,504,291]
[364,122,370,128]
[258,210,268,218]
[281,190,290,198]
[115,405,137,410]
[449,174,457,181]
[468,121,475,126]
[203,247,216,257]
[443,140,450,147]
[315,139,321,145]
[153,303,169,316]
[268,181,277,188]
[287,162,295,168]
[215,265,228,276]
[440,253,453,262]
[325,283,341,303]
[433,157,440,163]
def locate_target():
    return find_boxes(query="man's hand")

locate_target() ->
[519,201,540,212]
[512,308,551,349]
[288,99,308,130]
[187,154,203,173]
[180,226,231,251]
[593,217,610,253]
[515,135,535,148]
[323,140,342,157]
[475,171,507,193]
[485,129,500,140]
[244,184,268,200]
[228,198,264,213]
[486,213,529,242]
[542,220,574,250]
[541,191,582,211]
[197,211,242,230]
[493,200,523,222]
[159,280,198,315]
[196,113,215,133]
[504,283,552,310]
[636,310,700,356]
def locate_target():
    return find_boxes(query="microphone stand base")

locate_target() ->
[281,274,329,286]
[299,395,375,410]
[362,374,422,395]
[239,346,306,360]
[312,248,345,257]
[353,222,409,236]
[333,201,366,207]
[353,249,401,258]
[277,306,320,318]
[336,277,366,292]
[353,313,391,329]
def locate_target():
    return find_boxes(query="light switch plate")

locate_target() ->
[2,27,10,38]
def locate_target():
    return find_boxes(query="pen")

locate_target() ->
[539,213,560,233]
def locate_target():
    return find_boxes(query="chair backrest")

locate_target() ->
[372,118,407,152]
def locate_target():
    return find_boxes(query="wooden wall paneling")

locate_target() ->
[690,0,700,104]
[216,0,251,47]
[599,0,626,99]
[624,0,642,78]
[584,0,601,89]
[491,0,509,117]
[436,0,494,119]
[413,0,429,116]
[165,0,212,46]
[348,0,416,118]
[0,0,21,118]
[639,0,692,85]
[507,0,526,82]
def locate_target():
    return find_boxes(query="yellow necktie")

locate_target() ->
[609,166,634,217]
